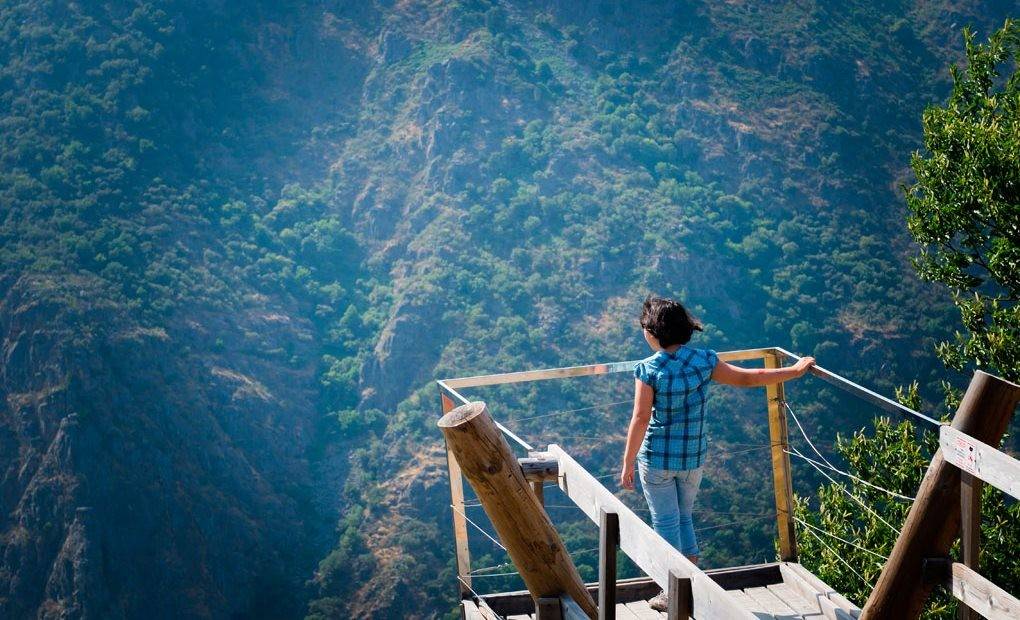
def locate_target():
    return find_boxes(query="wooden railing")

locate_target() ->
[938,425,1020,619]
[438,347,799,601]
[436,346,996,619]
[861,371,1020,619]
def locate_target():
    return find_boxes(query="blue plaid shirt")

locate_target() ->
[634,346,719,470]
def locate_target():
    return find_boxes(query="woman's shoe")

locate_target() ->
[648,589,668,611]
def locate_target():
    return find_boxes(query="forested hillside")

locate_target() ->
[0,1,1012,618]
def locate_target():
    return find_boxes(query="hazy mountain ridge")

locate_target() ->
[0,1,1012,618]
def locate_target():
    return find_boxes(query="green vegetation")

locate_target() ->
[0,1,1014,618]
[907,19,1020,383]
[797,20,1020,617]
[793,415,1020,617]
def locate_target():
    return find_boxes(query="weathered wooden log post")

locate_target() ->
[765,351,797,562]
[862,371,1020,619]
[439,401,597,618]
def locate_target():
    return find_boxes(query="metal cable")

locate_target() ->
[469,561,515,576]
[785,400,840,471]
[510,399,632,423]
[694,513,775,533]
[469,571,522,579]
[793,517,888,560]
[468,543,604,579]
[495,420,534,451]
[784,399,917,501]
[789,445,901,533]
[800,525,873,587]
[714,444,774,457]
[784,449,916,502]
[450,504,507,551]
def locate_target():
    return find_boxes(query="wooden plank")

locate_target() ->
[778,564,857,620]
[443,360,646,389]
[959,471,981,620]
[941,426,1020,500]
[765,353,797,562]
[726,590,769,616]
[782,563,859,614]
[817,598,855,620]
[704,563,783,590]
[949,562,1020,620]
[786,586,850,620]
[744,586,800,619]
[465,599,503,620]
[766,583,824,618]
[549,445,756,620]
[599,510,619,620]
[623,601,659,620]
[463,600,485,620]
[442,391,473,598]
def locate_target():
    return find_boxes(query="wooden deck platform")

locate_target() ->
[463,562,861,620]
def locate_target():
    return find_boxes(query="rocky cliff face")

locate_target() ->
[0,274,331,618]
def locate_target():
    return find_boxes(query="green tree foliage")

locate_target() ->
[793,416,1020,617]
[906,19,1020,382]
[798,22,1020,617]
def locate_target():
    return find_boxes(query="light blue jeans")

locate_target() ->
[638,461,703,557]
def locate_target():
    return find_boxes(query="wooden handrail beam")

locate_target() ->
[548,444,756,619]
[520,454,559,482]
[862,371,1020,619]
[941,426,1020,500]
[948,562,1020,620]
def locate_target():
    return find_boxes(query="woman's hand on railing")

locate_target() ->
[793,356,816,377]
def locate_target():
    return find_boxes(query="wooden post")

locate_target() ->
[598,510,618,620]
[521,452,557,508]
[862,371,1020,620]
[667,570,692,620]
[765,352,797,562]
[536,598,563,620]
[560,596,591,620]
[958,472,981,620]
[441,391,473,598]
[439,402,598,618]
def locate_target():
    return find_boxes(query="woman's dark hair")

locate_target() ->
[640,296,703,347]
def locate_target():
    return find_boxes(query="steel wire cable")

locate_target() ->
[784,399,917,501]
[800,526,873,588]
[792,516,888,561]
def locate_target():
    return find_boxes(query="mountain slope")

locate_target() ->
[310,2,1013,617]
[0,1,1013,619]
